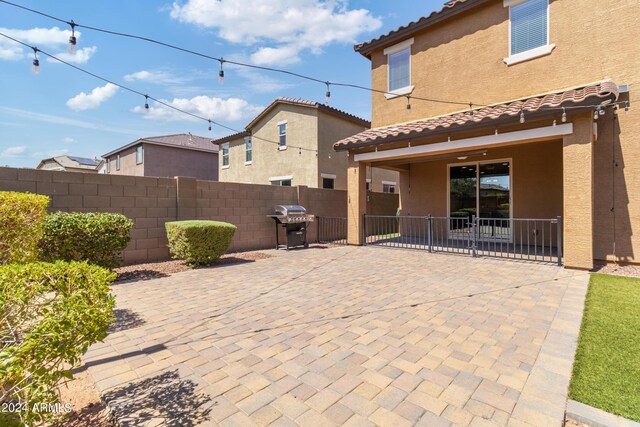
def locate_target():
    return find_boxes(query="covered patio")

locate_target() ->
[336,81,620,269]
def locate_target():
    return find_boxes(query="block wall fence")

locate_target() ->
[0,167,397,265]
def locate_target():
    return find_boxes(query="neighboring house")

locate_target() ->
[102,133,218,180]
[213,98,399,191]
[36,155,103,173]
[334,0,637,269]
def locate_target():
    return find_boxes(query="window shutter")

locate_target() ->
[511,0,548,55]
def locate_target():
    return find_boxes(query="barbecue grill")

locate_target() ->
[268,205,315,250]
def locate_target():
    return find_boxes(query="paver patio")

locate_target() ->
[84,246,589,426]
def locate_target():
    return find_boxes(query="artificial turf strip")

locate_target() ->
[569,273,640,422]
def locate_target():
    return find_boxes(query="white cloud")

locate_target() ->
[32,148,70,158]
[0,27,89,62]
[132,96,263,122]
[170,0,381,65]
[123,70,188,85]
[62,137,76,144]
[66,83,119,112]
[0,146,27,157]
[46,46,97,64]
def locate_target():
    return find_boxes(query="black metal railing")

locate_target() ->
[317,216,348,245]
[363,214,563,265]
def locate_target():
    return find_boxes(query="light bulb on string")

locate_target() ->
[298,147,301,155]
[68,20,77,53]
[562,107,567,123]
[325,82,331,104]
[32,47,39,75]
[208,120,212,132]
[218,58,225,85]
[520,109,525,124]
[594,109,599,120]
[625,101,630,113]
[406,96,411,110]
[144,95,149,111]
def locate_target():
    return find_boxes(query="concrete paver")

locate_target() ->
[85,246,589,426]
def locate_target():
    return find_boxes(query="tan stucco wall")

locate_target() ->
[219,104,319,187]
[143,144,218,181]
[218,104,398,191]
[106,145,144,176]
[362,0,640,265]
[399,140,563,219]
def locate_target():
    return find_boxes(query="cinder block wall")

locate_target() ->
[0,167,399,264]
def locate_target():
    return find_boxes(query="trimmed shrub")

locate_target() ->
[165,220,236,266]
[40,212,133,268]
[0,261,116,426]
[0,191,49,265]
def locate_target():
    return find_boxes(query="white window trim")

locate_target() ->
[278,120,287,149]
[269,175,293,182]
[221,143,230,168]
[366,178,371,183]
[244,136,252,165]
[278,146,288,151]
[384,38,414,99]
[277,120,288,126]
[244,161,253,166]
[382,180,397,186]
[504,43,555,66]
[321,173,337,179]
[504,0,554,66]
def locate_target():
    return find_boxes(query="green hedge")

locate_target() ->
[0,261,115,426]
[40,212,133,268]
[165,220,236,266]
[0,191,49,265]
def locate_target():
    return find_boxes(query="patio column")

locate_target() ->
[562,113,595,269]
[347,155,367,245]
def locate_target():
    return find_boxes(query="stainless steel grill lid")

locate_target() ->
[274,205,306,216]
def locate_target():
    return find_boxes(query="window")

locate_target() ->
[321,173,336,189]
[384,38,414,97]
[222,143,229,167]
[106,158,110,173]
[382,181,396,193]
[269,176,292,186]
[116,154,120,171]
[505,0,554,65]
[136,145,143,164]
[278,122,287,149]
[366,182,371,191]
[245,137,252,164]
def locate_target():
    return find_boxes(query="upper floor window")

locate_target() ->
[383,181,397,194]
[278,122,287,149]
[245,137,252,164]
[321,173,336,190]
[106,158,110,173]
[384,38,414,98]
[505,0,554,65]
[136,145,143,164]
[222,143,229,167]
[116,154,120,171]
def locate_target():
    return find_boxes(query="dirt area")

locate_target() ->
[50,368,115,427]
[114,250,273,282]
[593,263,640,278]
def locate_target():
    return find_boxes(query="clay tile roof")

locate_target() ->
[333,81,619,151]
[355,0,486,57]
[244,97,371,130]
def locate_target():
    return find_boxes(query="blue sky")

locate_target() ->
[0,0,444,167]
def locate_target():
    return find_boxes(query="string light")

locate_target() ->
[562,107,567,123]
[218,58,225,85]
[298,147,301,155]
[68,20,77,53]
[31,47,39,74]
[520,109,525,124]
[625,101,630,113]
[406,96,411,110]
[144,95,149,111]
[594,109,599,120]
[325,82,331,104]
[468,103,474,116]
[208,120,212,132]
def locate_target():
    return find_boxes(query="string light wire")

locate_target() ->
[0,31,320,153]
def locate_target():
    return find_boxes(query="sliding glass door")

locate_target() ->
[449,160,511,240]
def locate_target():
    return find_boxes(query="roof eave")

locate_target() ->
[354,0,489,59]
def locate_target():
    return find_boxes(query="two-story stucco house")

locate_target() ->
[214,98,399,192]
[102,133,218,180]
[335,0,638,269]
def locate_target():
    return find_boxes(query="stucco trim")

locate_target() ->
[504,44,556,66]
[383,38,415,56]
[354,123,573,162]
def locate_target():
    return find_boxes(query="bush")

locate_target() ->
[0,261,116,426]
[0,191,49,265]
[40,212,133,268]
[165,220,236,266]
